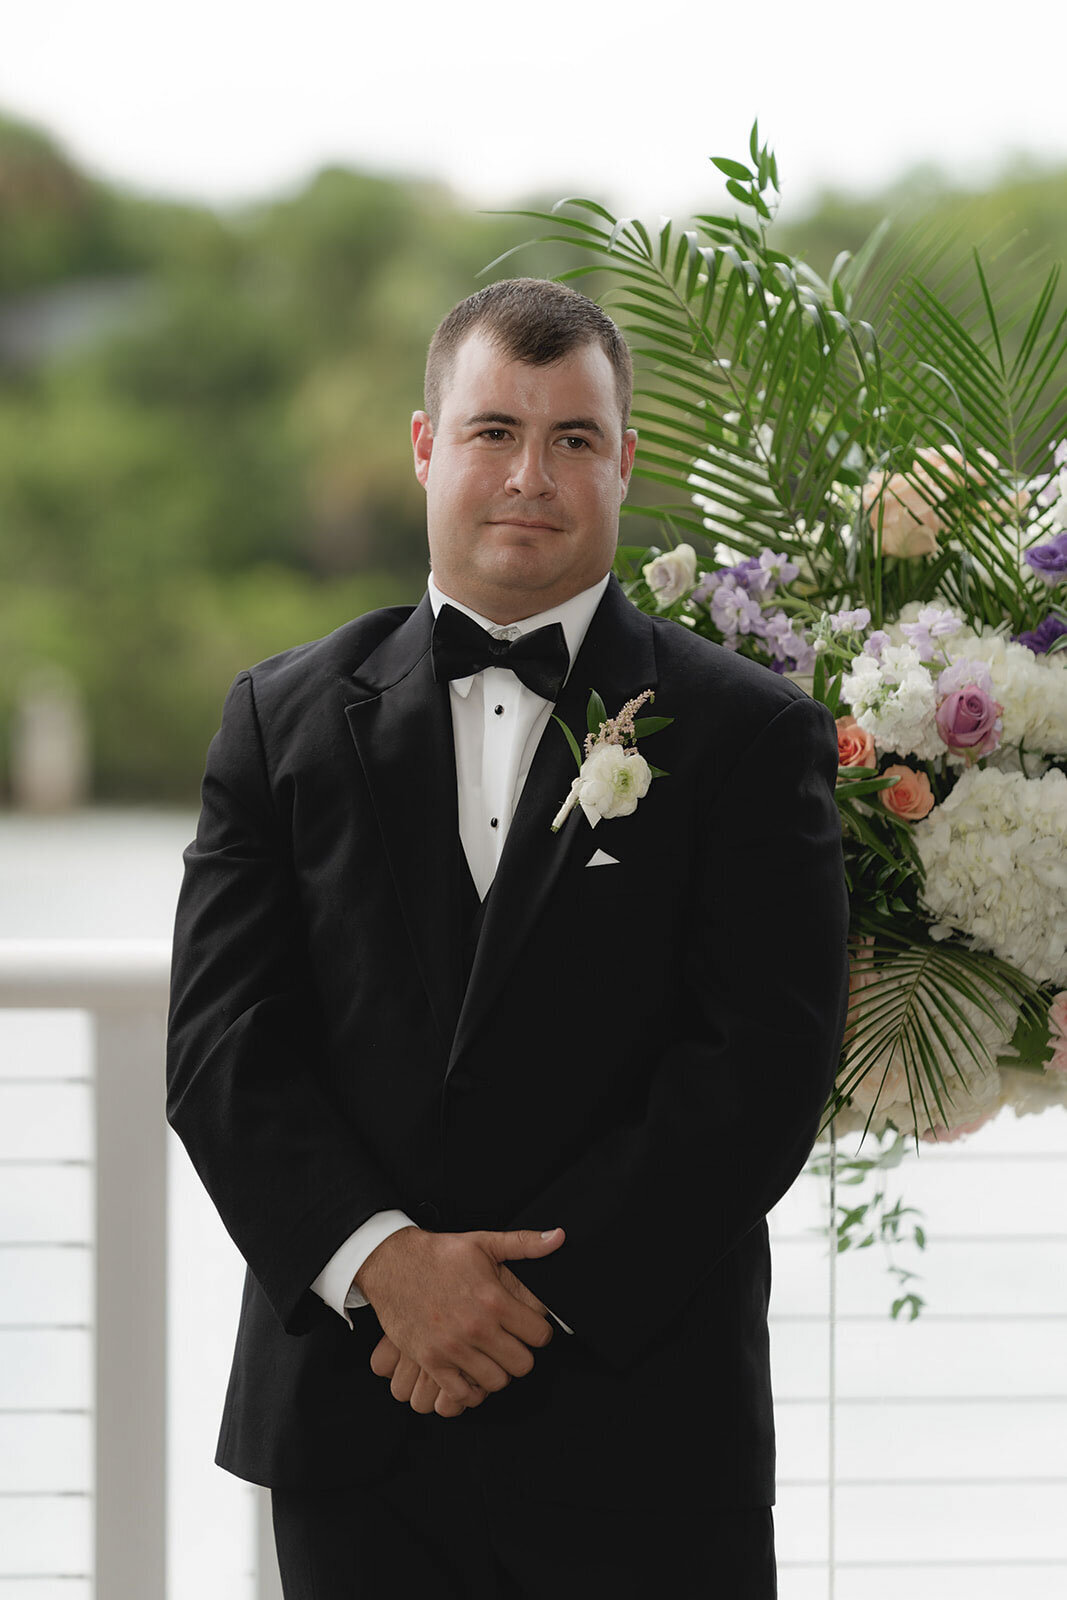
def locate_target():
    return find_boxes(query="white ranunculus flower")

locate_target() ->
[642,544,698,608]
[553,744,653,832]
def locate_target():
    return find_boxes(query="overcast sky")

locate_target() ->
[3,0,1063,222]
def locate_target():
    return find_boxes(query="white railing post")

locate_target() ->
[94,1004,169,1600]
[256,1486,285,1600]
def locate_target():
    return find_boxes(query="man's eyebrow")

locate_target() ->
[462,412,605,438]
[553,418,605,437]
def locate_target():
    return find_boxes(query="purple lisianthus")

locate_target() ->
[1024,532,1067,584]
[935,683,1003,761]
[1013,614,1067,655]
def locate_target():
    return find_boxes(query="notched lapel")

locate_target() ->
[448,578,659,1072]
[341,597,464,1046]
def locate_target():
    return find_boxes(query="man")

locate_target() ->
[167,278,849,1597]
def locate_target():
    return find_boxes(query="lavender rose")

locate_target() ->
[935,685,1004,761]
[1023,533,1067,584]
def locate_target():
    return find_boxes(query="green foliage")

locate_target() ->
[4,101,1067,799]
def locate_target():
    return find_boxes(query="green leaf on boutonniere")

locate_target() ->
[552,715,583,771]
[586,689,608,736]
[633,716,674,738]
[648,765,670,779]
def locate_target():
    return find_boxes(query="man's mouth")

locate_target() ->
[488,518,562,532]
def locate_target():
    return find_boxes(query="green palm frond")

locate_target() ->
[495,187,882,580]
[826,923,1046,1143]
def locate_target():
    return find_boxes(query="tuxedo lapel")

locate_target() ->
[341,595,465,1046]
[447,577,658,1074]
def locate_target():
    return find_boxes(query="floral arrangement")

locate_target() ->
[507,124,1067,1312]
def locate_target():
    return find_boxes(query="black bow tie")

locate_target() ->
[431,604,570,702]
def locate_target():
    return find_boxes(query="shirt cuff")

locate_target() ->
[310,1209,417,1328]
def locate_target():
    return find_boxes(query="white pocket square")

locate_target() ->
[586,849,619,867]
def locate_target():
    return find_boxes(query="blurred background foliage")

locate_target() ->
[3,108,1067,800]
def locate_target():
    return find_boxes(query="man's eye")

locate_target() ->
[479,429,510,442]
[560,436,590,450]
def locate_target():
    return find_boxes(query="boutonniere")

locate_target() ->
[550,689,672,832]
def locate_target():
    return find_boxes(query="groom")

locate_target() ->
[167,278,850,1597]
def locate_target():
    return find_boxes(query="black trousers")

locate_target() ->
[270,1418,776,1599]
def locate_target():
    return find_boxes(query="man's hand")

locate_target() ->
[369,1260,556,1416]
[355,1226,564,1413]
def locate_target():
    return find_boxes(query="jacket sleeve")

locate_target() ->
[166,672,399,1335]
[506,691,850,1371]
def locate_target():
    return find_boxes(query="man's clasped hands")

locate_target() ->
[355,1224,565,1419]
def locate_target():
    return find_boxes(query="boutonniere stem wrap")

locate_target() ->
[550,689,672,832]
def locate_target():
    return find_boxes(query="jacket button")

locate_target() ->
[414,1201,441,1229]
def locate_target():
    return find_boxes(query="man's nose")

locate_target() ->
[504,442,555,497]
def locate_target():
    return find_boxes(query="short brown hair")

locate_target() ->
[424,278,633,429]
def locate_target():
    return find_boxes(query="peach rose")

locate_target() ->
[863,446,1018,558]
[862,468,943,557]
[879,764,935,821]
[835,714,875,772]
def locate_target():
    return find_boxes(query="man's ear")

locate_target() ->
[411,411,434,489]
[620,428,638,500]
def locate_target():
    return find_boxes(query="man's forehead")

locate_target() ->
[443,331,617,418]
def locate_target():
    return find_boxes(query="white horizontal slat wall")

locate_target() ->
[769,1105,1067,1599]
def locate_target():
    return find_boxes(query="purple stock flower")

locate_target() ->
[711,582,764,637]
[863,630,891,659]
[1024,533,1067,584]
[1014,614,1067,655]
[828,607,871,633]
[936,659,994,697]
[900,606,962,658]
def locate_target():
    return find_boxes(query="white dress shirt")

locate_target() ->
[309,571,610,1334]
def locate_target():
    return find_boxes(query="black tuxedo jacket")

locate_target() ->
[166,575,849,1511]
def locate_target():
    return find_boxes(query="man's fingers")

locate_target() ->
[389,1353,421,1404]
[409,1368,441,1415]
[478,1227,565,1264]
[370,1334,402,1378]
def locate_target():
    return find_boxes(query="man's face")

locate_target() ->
[411,330,637,623]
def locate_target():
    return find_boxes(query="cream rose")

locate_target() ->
[642,544,698,608]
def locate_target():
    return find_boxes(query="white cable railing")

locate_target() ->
[0,940,281,1600]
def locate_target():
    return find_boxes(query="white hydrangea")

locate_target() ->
[999,1066,1067,1120]
[915,767,1067,986]
[840,643,943,760]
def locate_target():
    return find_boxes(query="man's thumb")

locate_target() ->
[484,1227,565,1261]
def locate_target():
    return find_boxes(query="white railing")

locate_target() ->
[0,940,282,1600]
[3,939,1066,1598]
